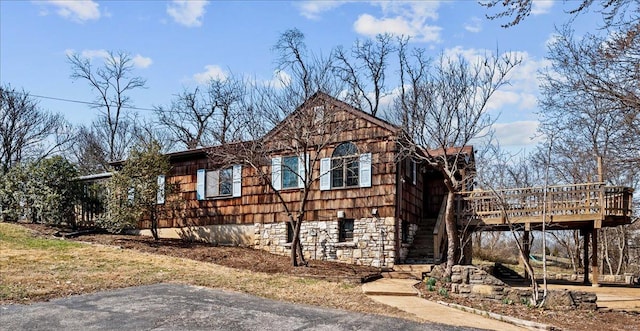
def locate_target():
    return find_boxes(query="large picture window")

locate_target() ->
[319,143,371,190]
[331,142,359,188]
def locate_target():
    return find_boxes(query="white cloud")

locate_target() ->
[132,54,153,69]
[193,65,227,84]
[297,1,347,20]
[75,49,152,69]
[443,47,550,113]
[531,0,554,15]
[167,0,208,27]
[265,70,292,89]
[492,121,541,147]
[41,0,101,22]
[353,2,442,43]
[464,17,482,33]
[80,49,110,60]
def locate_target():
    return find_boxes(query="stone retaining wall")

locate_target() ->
[545,272,637,284]
[426,265,598,310]
[254,217,396,268]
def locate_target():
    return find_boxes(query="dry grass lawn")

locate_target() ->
[0,223,415,321]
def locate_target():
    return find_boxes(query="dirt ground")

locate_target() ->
[23,224,640,330]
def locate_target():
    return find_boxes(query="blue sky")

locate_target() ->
[0,1,603,152]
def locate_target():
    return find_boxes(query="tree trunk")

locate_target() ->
[444,190,459,276]
[615,227,626,275]
[290,219,299,266]
[603,229,613,275]
[150,210,159,240]
[575,230,583,269]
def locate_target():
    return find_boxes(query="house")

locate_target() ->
[126,92,454,268]
[80,91,634,283]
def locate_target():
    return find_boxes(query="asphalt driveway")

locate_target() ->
[0,283,479,331]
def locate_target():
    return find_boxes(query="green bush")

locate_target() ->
[0,156,80,226]
[425,277,437,287]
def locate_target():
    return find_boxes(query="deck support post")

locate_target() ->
[582,228,590,285]
[522,228,530,284]
[461,230,473,265]
[591,226,600,287]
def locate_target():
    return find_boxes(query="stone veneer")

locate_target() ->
[254,217,396,268]
[427,264,598,310]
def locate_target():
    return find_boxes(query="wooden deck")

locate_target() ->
[457,183,633,230]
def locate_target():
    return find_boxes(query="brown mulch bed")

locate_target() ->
[24,224,381,283]
[416,281,640,331]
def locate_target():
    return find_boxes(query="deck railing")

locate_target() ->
[457,183,633,225]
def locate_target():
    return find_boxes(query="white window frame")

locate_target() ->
[156,175,165,204]
[196,165,241,200]
[320,152,371,191]
[271,154,308,191]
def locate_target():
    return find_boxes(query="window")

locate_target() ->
[331,142,359,188]
[196,165,242,200]
[286,222,294,243]
[271,155,308,190]
[405,158,417,185]
[339,219,354,242]
[282,156,299,189]
[156,175,165,204]
[218,167,233,196]
[319,143,371,190]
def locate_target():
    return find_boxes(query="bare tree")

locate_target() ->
[480,0,637,28]
[72,125,109,175]
[0,84,71,173]
[333,33,395,116]
[393,47,521,275]
[538,24,639,276]
[68,50,146,162]
[154,76,247,149]
[273,28,342,105]
[208,29,351,266]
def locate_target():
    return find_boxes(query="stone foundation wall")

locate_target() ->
[254,217,396,268]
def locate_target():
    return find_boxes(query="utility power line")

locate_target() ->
[28,93,156,112]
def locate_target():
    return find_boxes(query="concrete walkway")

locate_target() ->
[362,278,529,331]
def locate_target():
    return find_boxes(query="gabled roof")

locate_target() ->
[263,91,401,140]
[109,92,403,168]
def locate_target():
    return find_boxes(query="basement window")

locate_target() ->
[339,219,354,242]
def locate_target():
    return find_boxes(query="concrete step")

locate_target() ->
[362,278,420,296]
[387,264,434,280]
[381,271,416,279]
